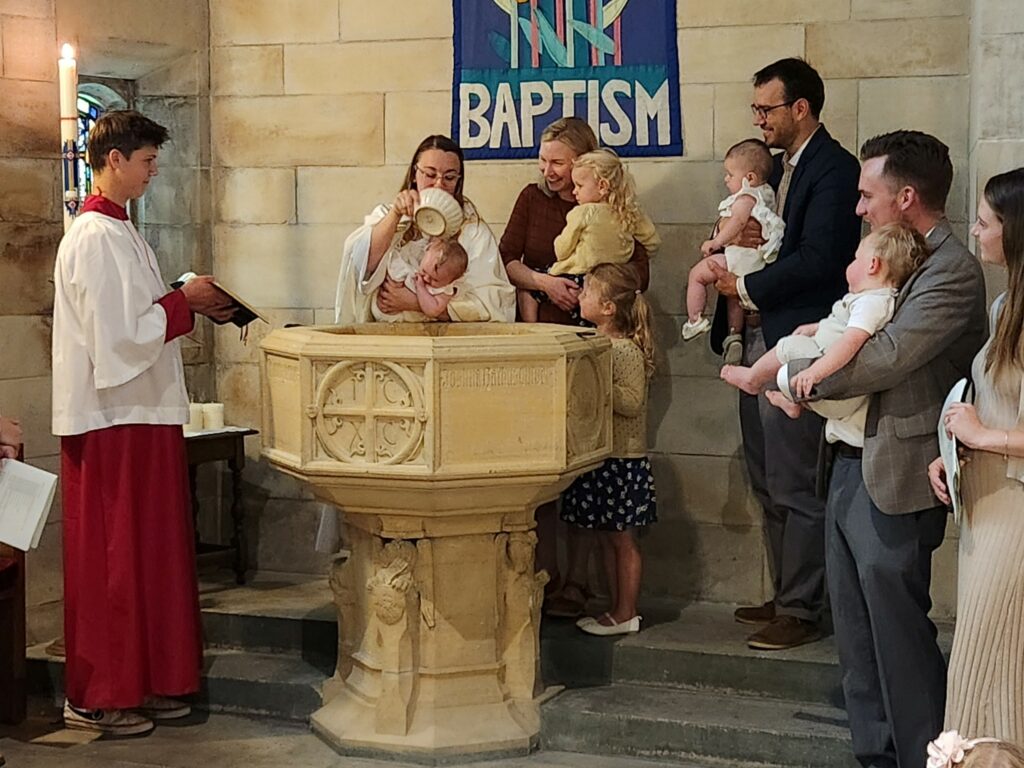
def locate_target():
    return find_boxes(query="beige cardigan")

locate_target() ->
[610,337,650,459]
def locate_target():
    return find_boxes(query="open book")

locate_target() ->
[0,459,57,551]
[172,272,268,329]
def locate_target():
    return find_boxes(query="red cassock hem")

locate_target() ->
[61,424,202,709]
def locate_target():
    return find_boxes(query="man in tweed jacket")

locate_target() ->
[793,131,987,768]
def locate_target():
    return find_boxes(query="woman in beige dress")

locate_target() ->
[929,167,1024,741]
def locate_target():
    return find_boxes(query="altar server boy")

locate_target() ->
[52,110,233,735]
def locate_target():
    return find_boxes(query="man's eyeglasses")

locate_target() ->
[750,100,796,120]
[416,166,461,184]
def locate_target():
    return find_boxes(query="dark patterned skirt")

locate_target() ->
[530,271,592,327]
[560,457,657,531]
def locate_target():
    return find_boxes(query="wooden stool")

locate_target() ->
[186,429,257,585]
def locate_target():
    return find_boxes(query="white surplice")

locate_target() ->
[335,201,515,324]
[52,211,188,436]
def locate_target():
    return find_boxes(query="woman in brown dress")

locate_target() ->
[499,118,650,612]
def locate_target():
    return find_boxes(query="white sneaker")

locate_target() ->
[681,317,711,341]
[136,695,191,720]
[63,701,154,736]
[579,614,641,636]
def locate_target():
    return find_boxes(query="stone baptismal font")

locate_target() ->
[260,322,612,759]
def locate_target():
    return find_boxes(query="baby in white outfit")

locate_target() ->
[681,139,785,363]
[372,236,469,322]
[720,223,929,447]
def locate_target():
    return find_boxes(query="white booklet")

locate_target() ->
[0,458,58,551]
[938,378,971,525]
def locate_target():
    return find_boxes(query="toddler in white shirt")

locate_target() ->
[681,139,785,363]
[720,223,929,447]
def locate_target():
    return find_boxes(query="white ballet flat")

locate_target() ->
[579,614,641,636]
[681,317,711,340]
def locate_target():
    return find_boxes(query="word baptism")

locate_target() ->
[458,78,672,150]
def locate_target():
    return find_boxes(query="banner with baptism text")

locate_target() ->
[453,0,682,159]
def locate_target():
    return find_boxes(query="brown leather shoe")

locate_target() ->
[747,615,822,650]
[733,600,776,625]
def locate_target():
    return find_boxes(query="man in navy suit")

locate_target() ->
[711,58,861,650]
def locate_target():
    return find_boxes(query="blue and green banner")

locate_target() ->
[453,0,682,159]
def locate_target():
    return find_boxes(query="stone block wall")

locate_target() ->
[134,46,217,407]
[0,0,63,643]
[13,0,1016,640]
[4,0,214,641]
[208,0,982,610]
[969,0,1022,303]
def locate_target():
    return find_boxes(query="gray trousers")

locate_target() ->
[827,455,947,768]
[739,327,827,621]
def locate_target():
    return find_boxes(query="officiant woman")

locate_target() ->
[334,134,515,324]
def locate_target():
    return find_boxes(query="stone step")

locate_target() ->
[541,602,842,705]
[201,607,336,668]
[196,580,847,707]
[541,682,858,768]
[611,603,844,705]
[198,648,325,721]
[198,572,337,662]
[545,602,954,707]
[26,645,324,723]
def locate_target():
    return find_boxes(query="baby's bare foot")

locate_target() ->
[720,365,760,396]
[765,389,803,419]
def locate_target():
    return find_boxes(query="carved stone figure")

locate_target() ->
[328,554,358,684]
[497,531,549,700]
[367,539,419,735]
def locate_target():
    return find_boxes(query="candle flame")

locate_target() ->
[61,43,75,60]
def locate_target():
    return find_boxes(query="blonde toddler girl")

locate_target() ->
[518,149,660,323]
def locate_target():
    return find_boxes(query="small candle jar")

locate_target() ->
[202,402,225,431]
[187,402,204,432]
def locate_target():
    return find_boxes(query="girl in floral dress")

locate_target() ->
[561,263,657,636]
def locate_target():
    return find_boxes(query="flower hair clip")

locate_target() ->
[927,730,1001,768]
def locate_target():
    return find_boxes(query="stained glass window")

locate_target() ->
[77,93,103,198]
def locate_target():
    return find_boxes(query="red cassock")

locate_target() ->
[61,425,202,709]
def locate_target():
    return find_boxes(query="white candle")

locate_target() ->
[187,402,204,433]
[202,403,225,431]
[58,44,77,118]
[58,43,78,232]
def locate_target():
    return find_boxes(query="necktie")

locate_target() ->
[775,159,794,218]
